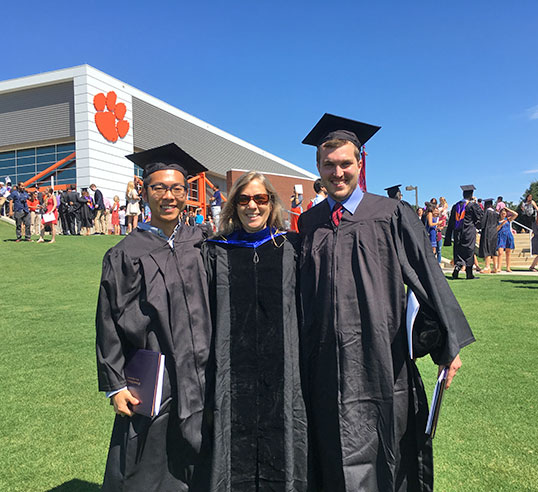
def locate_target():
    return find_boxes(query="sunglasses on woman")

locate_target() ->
[236,194,271,206]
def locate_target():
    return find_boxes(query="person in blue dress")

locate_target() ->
[202,171,307,491]
[495,207,518,272]
[424,202,440,256]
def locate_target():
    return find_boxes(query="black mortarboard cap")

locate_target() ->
[460,185,476,192]
[384,184,402,199]
[302,113,381,148]
[484,198,494,205]
[126,143,208,179]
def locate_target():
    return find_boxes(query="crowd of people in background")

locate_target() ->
[414,192,538,273]
[0,178,223,241]
[1,175,537,273]
[298,179,538,274]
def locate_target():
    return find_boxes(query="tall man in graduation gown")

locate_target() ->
[444,185,483,279]
[65,184,82,235]
[477,198,498,273]
[297,114,475,492]
[96,143,211,492]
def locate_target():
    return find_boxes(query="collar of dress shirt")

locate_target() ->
[326,185,364,215]
[138,221,181,249]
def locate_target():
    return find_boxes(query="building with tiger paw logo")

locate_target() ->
[0,65,317,210]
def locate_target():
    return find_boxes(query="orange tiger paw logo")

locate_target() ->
[94,91,129,142]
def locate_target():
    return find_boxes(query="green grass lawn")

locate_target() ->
[1,220,537,491]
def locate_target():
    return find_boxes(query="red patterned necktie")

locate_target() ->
[331,203,343,227]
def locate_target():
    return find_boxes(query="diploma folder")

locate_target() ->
[124,349,165,418]
[425,367,448,438]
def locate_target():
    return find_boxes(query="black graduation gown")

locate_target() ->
[201,230,307,491]
[444,200,483,268]
[298,194,475,492]
[478,208,498,258]
[79,197,94,228]
[96,226,211,492]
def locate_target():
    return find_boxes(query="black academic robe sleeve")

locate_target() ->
[443,203,456,247]
[96,247,148,392]
[391,201,475,365]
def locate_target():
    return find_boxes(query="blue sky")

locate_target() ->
[2,0,537,206]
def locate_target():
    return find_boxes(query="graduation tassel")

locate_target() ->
[359,146,367,192]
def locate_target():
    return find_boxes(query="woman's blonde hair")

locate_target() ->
[217,171,285,236]
[126,181,134,200]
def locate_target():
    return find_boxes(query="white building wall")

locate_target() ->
[73,66,134,201]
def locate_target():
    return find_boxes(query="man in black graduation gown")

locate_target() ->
[96,143,211,491]
[65,184,82,235]
[297,113,475,492]
[444,185,484,279]
[477,198,498,273]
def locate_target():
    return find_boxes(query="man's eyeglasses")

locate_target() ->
[148,183,188,198]
[236,194,271,206]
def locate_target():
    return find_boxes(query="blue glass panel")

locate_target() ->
[57,143,75,152]
[17,148,35,158]
[61,167,77,178]
[0,166,16,177]
[37,154,56,164]
[62,161,76,171]
[59,169,76,180]
[134,164,143,177]
[0,151,16,160]
[17,162,36,170]
[56,169,76,184]
[57,151,75,161]
[54,164,76,176]
[17,166,37,177]
[36,146,56,156]
[17,172,34,181]
[17,156,36,166]
[37,163,53,173]
[0,158,16,168]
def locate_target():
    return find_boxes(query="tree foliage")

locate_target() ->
[521,180,538,202]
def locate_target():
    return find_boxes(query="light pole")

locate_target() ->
[405,185,418,209]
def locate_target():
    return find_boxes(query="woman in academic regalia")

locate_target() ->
[202,172,307,492]
[79,188,95,236]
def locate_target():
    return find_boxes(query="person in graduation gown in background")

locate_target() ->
[95,143,212,492]
[477,198,498,273]
[385,184,402,200]
[202,171,307,491]
[444,185,484,279]
[297,113,475,492]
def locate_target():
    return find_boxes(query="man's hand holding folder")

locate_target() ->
[440,353,462,389]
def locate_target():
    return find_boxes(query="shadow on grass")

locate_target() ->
[501,279,538,289]
[46,479,101,492]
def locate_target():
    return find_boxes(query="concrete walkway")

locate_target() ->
[0,215,15,226]
[440,267,538,277]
